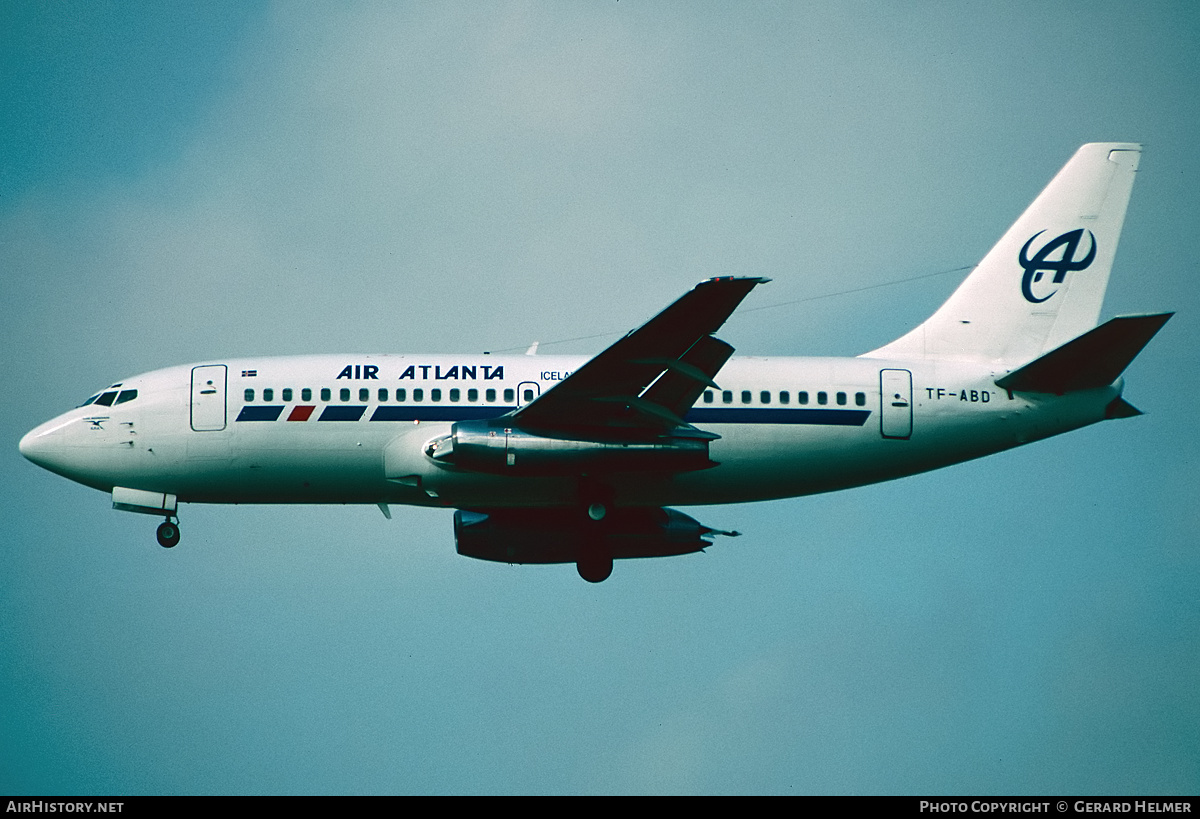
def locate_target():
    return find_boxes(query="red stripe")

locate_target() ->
[287,405,315,421]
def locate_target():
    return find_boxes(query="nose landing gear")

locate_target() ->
[156,518,181,548]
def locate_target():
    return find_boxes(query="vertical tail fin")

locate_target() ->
[863,143,1141,365]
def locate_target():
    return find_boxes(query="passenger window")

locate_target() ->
[450,389,460,402]
[396,388,406,402]
[837,391,847,406]
[263,388,274,402]
[855,392,866,406]
[340,388,351,402]
[378,388,388,402]
[320,388,331,402]
[413,389,424,402]
[431,389,442,402]
[485,389,496,403]
[467,388,478,402]
[817,391,828,405]
[779,391,790,405]
[722,390,733,404]
[244,389,254,402]
[741,390,751,404]
[359,388,369,402]
[115,390,138,405]
[504,389,514,403]
[282,388,293,402]
[302,388,312,402]
[523,389,534,403]
[798,391,809,405]
[703,390,714,404]
[760,391,771,404]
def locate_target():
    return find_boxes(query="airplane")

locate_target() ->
[19,143,1172,582]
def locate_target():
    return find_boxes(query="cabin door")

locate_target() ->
[191,365,227,431]
[880,368,912,439]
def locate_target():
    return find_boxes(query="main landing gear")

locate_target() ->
[156,518,181,548]
[576,535,613,584]
[577,480,614,583]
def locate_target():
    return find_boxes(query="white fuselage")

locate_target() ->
[19,353,1120,512]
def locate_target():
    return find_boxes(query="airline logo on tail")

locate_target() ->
[1019,228,1097,303]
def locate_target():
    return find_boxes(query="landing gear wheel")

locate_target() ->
[576,538,613,583]
[156,521,180,548]
[577,479,614,581]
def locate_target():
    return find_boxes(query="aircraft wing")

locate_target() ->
[510,277,767,438]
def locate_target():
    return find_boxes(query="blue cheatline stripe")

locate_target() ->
[685,408,871,426]
[239,404,871,426]
[235,405,284,422]
[318,405,367,422]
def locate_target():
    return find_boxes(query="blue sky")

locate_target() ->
[3,1,1197,794]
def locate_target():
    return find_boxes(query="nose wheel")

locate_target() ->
[156,519,181,548]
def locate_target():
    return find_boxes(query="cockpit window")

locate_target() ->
[80,384,135,408]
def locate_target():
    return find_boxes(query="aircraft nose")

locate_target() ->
[19,415,112,489]
[20,424,54,468]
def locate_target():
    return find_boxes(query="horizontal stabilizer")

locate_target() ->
[995,312,1172,394]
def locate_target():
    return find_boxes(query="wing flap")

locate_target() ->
[512,277,766,436]
[639,335,735,420]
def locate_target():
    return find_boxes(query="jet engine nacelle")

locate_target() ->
[427,419,714,476]
[454,507,729,565]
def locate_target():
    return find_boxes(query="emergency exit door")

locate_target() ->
[516,381,540,407]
